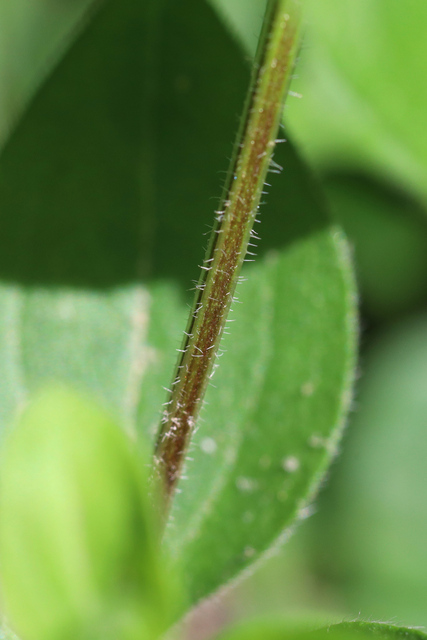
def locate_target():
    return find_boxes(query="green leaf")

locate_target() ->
[310,315,427,626]
[215,620,427,640]
[322,173,427,320]
[285,0,427,205]
[0,386,174,640]
[0,621,20,640]
[0,0,356,608]
[208,0,267,54]
[327,624,427,640]
[0,0,95,148]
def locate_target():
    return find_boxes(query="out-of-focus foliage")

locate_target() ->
[286,0,427,206]
[0,387,175,640]
[0,0,93,146]
[323,174,427,320]
[308,316,427,626]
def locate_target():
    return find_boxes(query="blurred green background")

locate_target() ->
[1,0,427,636]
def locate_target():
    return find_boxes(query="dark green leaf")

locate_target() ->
[0,0,95,147]
[208,0,267,54]
[323,173,427,320]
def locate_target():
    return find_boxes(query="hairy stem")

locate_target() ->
[154,0,303,514]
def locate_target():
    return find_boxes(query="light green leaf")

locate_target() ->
[0,386,174,640]
[0,0,356,608]
[0,621,20,640]
[216,620,427,640]
[285,0,427,205]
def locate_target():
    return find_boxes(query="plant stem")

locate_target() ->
[153,0,303,515]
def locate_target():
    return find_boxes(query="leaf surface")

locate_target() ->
[285,0,427,205]
[216,620,427,640]
[0,0,356,607]
[0,622,19,640]
[0,386,174,640]
[0,0,94,147]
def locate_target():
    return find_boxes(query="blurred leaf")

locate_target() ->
[286,0,427,205]
[0,386,174,640]
[208,0,267,54]
[308,316,427,626]
[0,0,356,607]
[323,173,427,320]
[0,621,20,640]
[0,0,95,147]
[215,618,328,640]
[216,620,427,640]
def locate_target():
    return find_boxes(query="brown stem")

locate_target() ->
[153,0,303,516]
